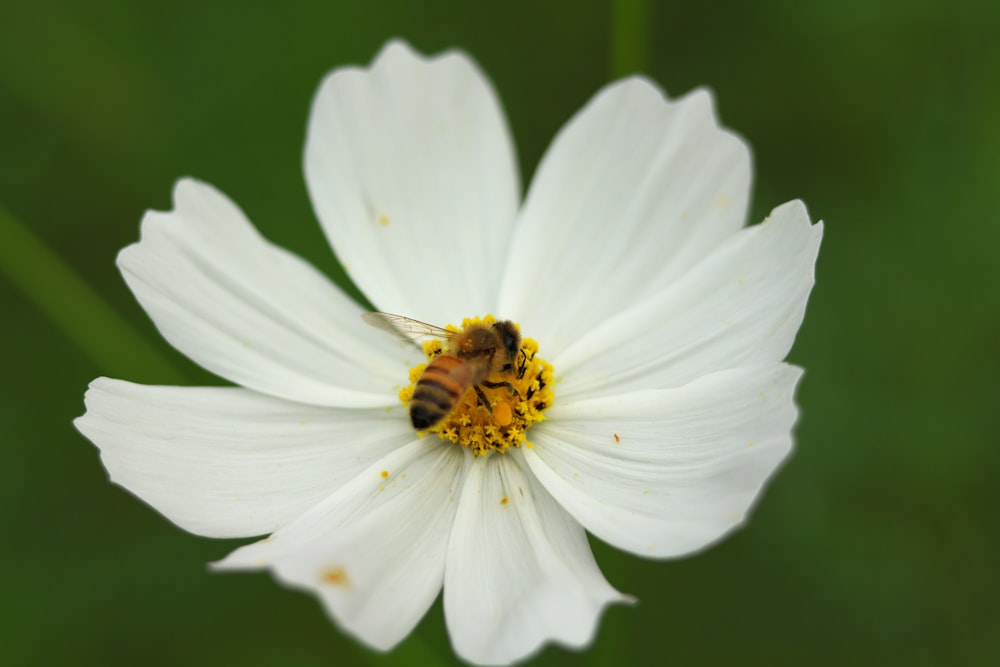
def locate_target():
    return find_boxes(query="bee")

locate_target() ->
[362,312,523,430]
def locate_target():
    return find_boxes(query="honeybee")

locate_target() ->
[362,312,523,429]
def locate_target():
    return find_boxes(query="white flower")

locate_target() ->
[75,40,822,666]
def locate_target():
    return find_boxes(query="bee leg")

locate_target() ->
[474,385,490,408]
[483,380,519,397]
[516,348,532,379]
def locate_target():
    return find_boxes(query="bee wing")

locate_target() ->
[361,312,455,345]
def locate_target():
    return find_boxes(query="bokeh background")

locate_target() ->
[2,1,997,665]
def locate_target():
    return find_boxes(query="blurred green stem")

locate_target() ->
[612,0,650,77]
[0,204,184,383]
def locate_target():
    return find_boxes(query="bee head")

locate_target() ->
[493,320,521,362]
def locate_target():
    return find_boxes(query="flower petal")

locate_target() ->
[524,364,802,559]
[118,178,412,408]
[555,200,822,400]
[498,79,751,352]
[305,40,520,324]
[444,451,628,665]
[75,377,413,538]
[216,439,468,652]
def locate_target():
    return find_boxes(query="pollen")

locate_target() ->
[492,401,513,426]
[399,314,554,456]
[320,566,350,588]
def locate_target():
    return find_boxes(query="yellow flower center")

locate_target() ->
[398,315,554,456]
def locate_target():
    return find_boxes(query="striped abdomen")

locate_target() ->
[410,355,484,430]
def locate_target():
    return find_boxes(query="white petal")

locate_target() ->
[118,178,412,408]
[444,451,628,665]
[305,40,520,324]
[524,365,802,559]
[216,439,468,651]
[555,200,822,400]
[75,378,413,538]
[499,79,751,352]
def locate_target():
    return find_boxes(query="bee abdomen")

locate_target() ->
[411,356,468,430]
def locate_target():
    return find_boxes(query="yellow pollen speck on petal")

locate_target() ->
[378,214,389,227]
[501,496,508,505]
[398,315,554,457]
[320,566,350,588]
[380,470,389,479]
[613,433,620,443]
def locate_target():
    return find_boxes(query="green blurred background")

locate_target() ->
[2,0,997,665]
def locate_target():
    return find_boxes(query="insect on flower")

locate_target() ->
[75,39,822,666]
[362,312,524,429]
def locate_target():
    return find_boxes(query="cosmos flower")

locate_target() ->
[75,40,822,665]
